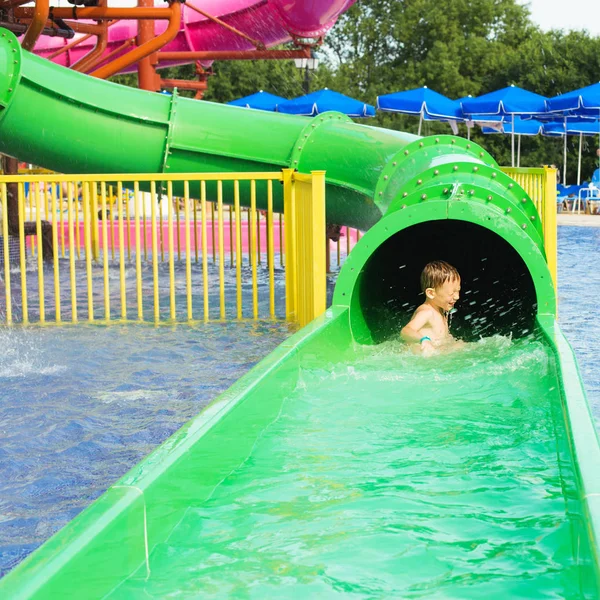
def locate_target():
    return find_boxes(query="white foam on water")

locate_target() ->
[0,329,66,378]
[94,390,166,404]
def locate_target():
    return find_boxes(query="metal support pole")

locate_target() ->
[511,114,515,167]
[304,63,310,95]
[563,116,568,186]
[137,0,158,91]
[577,132,583,186]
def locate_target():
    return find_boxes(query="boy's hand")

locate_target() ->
[420,340,436,357]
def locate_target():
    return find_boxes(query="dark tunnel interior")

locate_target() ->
[358,220,538,343]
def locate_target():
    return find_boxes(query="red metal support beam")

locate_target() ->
[90,1,181,79]
[47,32,93,60]
[137,0,159,91]
[84,36,135,73]
[15,6,175,20]
[160,79,208,91]
[157,48,312,62]
[21,0,49,50]
[61,21,108,35]
[71,0,108,73]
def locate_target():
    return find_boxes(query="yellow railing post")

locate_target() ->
[250,180,258,319]
[184,181,193,321]
[218,180,226,319]
[543,166,558,295]
[307,170,327,324]
[100,183,110,323]
[234,180,242,319]
[117,181,127,320]
[150,181,160,324]
[201,181,209,321]
[67,182,78,323]
[282,168,296,322]
[91,184,100,261]
[267,180,275,319]
[50,184,61,324]
[133,181,143,321]
[167,181,176,321]
[34,186,45,324]
[1,184,12,325]
[17,182,28,324]
[283,170,327,327]
[502,166,557,296]
[82,183,94,322]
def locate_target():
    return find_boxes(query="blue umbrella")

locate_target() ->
[277,88,375,118]
[523,113,599,183]
[377,86,463,135]
[460,109,510,140]
[228,90,286,111]
[546,82,600,117]
[543,120,600,136]
[543,119,600,184]
[481,116,543,135]
[480,117,544,166]
[462,85,548,166]
[456,95,478,139]
[546,83,600,184]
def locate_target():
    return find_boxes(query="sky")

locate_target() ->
[519,0,600,36]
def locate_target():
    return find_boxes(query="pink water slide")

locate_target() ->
[32,0,356,71]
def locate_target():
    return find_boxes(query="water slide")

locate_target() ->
[1,29,600,597]
[31,0,356,71]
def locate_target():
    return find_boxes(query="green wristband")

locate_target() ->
[420,336,431,344]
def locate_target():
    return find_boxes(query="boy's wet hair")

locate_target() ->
[420,261,460,292]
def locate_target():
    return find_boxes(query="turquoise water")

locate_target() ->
[114,337,588,598]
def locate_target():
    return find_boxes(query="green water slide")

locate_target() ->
[1,28,600,597]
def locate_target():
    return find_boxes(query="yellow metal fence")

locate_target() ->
[0,166,556,328]
[501,166,557,290]
[0,170,332,327]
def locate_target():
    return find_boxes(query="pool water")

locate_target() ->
[557,226,600,424]
[2,255,288,324]
[113,337,589,598]
[0,225,598,585]
[0,321,292,576]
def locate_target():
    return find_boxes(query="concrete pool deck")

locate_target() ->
[558,213,600,227]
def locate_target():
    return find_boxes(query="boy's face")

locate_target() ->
[426,277,461,312]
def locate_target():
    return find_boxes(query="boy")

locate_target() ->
[401,261,461,355]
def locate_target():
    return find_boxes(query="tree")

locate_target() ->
[321,0,600,180]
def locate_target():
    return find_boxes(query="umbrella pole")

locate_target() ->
[467,122,471,141]
[511,114,515,167]
[577,132,583,186]
[517,134,521,168]
[417,111,423,136]
[563,117,568,186]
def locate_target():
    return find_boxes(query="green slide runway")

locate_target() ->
[0,28,599,597]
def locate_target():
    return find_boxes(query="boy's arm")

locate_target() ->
[401,307,431,344]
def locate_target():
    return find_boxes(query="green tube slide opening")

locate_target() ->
[333,139,556,345]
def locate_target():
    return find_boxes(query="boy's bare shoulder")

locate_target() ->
[414,303,435,317]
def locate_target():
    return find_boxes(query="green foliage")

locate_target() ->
[319,0,600,182]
